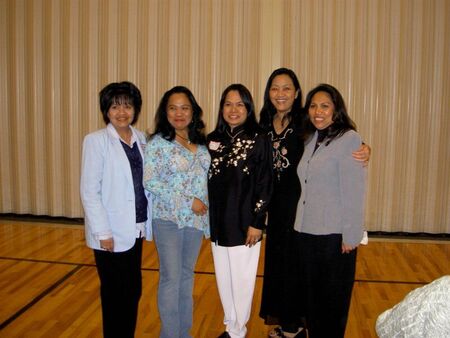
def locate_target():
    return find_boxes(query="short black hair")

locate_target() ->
[99,81,142,125]
[152,86,206,145]
[214,83,261,136]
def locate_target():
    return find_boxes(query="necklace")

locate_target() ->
[176,132,191,144]
[226,129,244,143]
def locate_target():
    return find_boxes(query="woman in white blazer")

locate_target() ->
[80,81,152,338]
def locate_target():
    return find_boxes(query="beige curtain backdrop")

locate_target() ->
[0,0,449,233]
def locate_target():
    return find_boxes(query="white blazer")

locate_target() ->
[80,124,152,252]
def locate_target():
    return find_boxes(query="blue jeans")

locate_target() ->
[153,219,203,338]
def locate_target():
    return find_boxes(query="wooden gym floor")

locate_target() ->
[0,219,449,337]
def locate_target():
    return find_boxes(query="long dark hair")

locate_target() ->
[259,68,304,131]
[214,83,261,136]
[304,83,357,142]
[152,86,206,145]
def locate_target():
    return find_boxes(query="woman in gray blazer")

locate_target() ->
[80,81,152,338]
[293,84,367,338]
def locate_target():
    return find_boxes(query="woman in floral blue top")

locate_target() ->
[144,86,210,338]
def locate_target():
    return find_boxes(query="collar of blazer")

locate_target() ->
[105,124,145,186]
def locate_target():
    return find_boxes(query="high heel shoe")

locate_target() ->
[294,328,307,338]
[269,326,307,338]
[268,327,286,338]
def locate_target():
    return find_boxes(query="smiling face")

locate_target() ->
[166,93,193,132]
[107,100,135,132]
[269,74,299,114]
[222,90,248,129]
[308,91,335,130]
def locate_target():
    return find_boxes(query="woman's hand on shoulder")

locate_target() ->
[352,143,371,167]
[245,226,262,247]
[191,197,208,216]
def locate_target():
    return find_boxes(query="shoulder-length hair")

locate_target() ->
[152,86,206,145]
[99,81,142,125]
[304,83,357,142]
[214,83,261,136]
[259,68,304,131]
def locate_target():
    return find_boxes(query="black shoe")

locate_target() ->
[218,331,231,338]
[268,327,286,338]
[269,326,307,338]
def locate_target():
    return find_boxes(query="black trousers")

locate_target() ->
[294,232,356,338]
[94,238,143,338]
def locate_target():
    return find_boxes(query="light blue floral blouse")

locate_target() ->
[144,134,211,237]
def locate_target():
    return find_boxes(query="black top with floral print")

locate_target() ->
[207,125,273,246]
[268,121,304,231]
[266,119,304,232]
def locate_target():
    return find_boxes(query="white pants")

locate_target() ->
[211,242,261,338]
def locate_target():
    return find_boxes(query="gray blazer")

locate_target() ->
[294,130,366,247]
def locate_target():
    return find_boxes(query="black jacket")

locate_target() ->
[207,125,273,246]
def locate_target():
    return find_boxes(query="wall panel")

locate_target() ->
[0,0,449,233]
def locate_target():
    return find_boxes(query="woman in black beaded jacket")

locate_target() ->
[207,84,273,338]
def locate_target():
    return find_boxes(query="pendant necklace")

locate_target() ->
[176,133,191,144]
[226,129,244,143]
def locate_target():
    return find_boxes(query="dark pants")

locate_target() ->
[260,228,303,330]
[94,238,143,338]
[295,232,356,338]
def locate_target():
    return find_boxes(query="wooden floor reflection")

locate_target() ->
[0,220,449,337]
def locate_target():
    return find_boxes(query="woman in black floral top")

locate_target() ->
[259,68,307,338]
[208,84,273,338]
